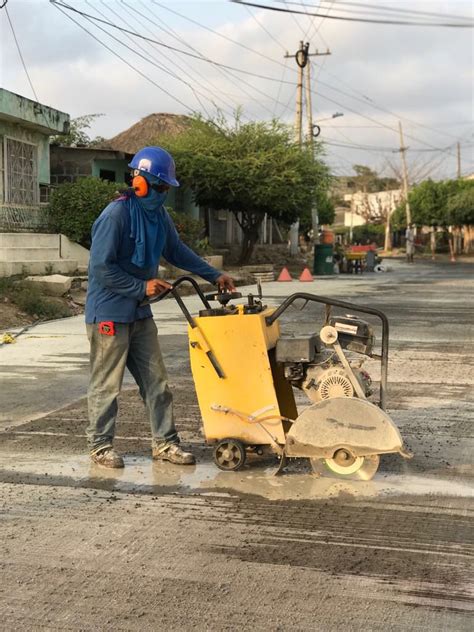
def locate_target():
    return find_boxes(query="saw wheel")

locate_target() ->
[310,449,380,481]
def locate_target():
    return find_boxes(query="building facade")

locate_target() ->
[0,88,69,231]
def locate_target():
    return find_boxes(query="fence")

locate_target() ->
[0,204,50,232]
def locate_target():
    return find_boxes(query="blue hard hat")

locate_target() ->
[128,146,179,187]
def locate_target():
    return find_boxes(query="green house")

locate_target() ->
[0,88,69,231]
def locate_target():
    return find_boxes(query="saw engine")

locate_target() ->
[276,315,374,405]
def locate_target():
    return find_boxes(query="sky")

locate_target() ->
[1,0,473,181]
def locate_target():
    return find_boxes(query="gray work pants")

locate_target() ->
[86,317,178,453]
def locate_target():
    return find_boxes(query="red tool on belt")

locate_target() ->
[98,321,115,336]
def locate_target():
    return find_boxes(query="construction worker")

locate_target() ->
[405,224,415,263]
[85,146,234,468]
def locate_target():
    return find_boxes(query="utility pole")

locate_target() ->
[457,141,462,178]
[284,42,331,146]
[398,121,412,225]
[285,41,307,145]
[284,42,331,248]
[305,61,314,151]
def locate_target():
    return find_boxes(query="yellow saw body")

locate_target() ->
[188,305,296,446]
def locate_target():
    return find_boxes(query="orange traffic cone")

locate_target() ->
[277,267,293,281]
[299,267,313,282]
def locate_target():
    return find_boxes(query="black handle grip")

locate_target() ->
[140,276,212,310]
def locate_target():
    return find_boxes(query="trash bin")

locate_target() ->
[313,244,334,275]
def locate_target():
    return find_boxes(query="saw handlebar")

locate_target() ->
[141,278,390,407]
[140,275,211,315]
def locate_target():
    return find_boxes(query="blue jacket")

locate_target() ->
[85,199,220,323]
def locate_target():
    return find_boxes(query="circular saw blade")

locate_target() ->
[310,454,380,481]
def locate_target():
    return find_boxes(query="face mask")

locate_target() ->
[139,184,168,212]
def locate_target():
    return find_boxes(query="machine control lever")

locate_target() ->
[204,291,242,305]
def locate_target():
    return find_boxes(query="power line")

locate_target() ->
[291,1,474,23]
[273,57,290,117]
[90,0,214,118]
[49,1,296,87]
[322,138,457,154]
[152,0,287,69]
[97,0,236,120]
[4,3,39,101]
[231,1,474,28]
[282,1,471,24]
[128,0,241,111]
[151,0,468,144]
[245,5,287,51]
[53,0,289,121]
[151,0,467,145]
[310,1,336,83]
[50,1,198,113]
[138,0,286,118]
[82,0,219,117]
[50,0,297,118]
[51,0,467,158]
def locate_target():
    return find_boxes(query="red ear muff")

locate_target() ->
[132,175,148,197]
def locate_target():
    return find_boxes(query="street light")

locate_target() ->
[312,112,344,137]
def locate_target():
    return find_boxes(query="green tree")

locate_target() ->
[299,191,335,235]
[352,165,379,193]
[351,165,399,193]
[162,116,331,263]
[51,114,105,147]
[447,186,474,226]
[408,179,445,226]
[447,185,474,254]
[408,178,474,227]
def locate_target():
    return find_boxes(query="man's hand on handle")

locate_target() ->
[145,274,235,299]
[216,274,235,292]
[145,278,172,297]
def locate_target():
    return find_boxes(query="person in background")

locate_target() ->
[405,224,415,263]
[85,146,234,468]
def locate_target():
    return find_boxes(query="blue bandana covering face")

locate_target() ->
[128,172,169,269]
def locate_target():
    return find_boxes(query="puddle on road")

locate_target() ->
[2,453,473,501]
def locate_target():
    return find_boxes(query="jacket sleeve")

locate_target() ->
[161,212,221,283]
[89,215,146,300]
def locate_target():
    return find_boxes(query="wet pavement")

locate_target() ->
[1,258,473,630]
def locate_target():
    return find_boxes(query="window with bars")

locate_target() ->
[4,137,39,206]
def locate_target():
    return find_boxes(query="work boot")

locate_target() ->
[90,447,124,469]
[152,443,196,465]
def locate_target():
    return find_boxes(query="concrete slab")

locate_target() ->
[25,273,73,296]
[1,258,473,629]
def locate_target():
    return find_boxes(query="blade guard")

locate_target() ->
[285,397,408,459]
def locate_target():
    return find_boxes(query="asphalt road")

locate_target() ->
[0,259,473,630]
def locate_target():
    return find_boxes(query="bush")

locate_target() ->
[167,208,208,253]
[48,177,119,248]
[16,286,71,319]
[352,223,385,246]
[48,177,209,253]
[0,279,71,320]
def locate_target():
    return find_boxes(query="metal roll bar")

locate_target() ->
[265,293,389,410]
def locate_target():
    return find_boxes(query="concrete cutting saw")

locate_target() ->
[146,276,412,480]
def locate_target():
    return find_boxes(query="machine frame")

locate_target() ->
[144,276,409,477]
